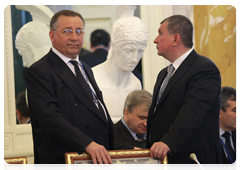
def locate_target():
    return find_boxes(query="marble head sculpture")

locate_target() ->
[92,7,149,123]
[15,22,52,67]
[107,15,148,72]
[15,5,53,67]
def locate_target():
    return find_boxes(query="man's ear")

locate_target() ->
[219,109,223,119]
[124,109,129,118]
[49,30,55,43]
[16,110,23,122]
[172,33,181,46]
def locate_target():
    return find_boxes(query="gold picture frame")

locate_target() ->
[4,157,28,170]
[65,149,168,164]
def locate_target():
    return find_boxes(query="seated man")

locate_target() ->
[219,86,236,164]
[114,90,152,149]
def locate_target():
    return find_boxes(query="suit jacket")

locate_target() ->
[80,48,108,68]
[79,48,91,57]
[26,49,114,164]
[114,120,146,149]
[220,130,236,164]
[147,50,222,164]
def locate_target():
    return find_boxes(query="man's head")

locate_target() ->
[90,29,110,51]
[123,90,152,134]
[219,86,236,131]
[154,15,193,61]
[16,91,30,124]
[49,10,85,59]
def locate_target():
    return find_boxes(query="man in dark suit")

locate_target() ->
[80,29,110,68]
[26,10,114,164]
[114,90,152,149]
[147,15,222,164]
[219,86,236,164]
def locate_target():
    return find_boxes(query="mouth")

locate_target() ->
[68,44,79,48]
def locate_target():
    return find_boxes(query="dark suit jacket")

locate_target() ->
[26,49,114,164]
[80,48,108,68]
[114,120,146,149]
[147,50,222,164]
[221,130,236,164]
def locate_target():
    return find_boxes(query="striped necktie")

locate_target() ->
[156,64,175,105]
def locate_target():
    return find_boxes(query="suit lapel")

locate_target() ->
[156,50,196,107]
[117,120,136,141]
[48,50,104,121]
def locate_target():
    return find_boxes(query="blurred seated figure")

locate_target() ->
[114,90,152,149]
[219,86,236,164]
[16,91,30,124]
[92,8,148,123]
[81,29,110,67]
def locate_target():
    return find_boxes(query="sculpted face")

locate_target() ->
[109,15,148,71]
[49,15,84,59]
[113,40,146,72]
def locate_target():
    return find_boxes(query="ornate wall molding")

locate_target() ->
[4,6,34,159]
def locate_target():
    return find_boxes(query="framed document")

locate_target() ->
[65,149,168,164]
[4,157,28,170]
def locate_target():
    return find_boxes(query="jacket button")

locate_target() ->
[75,103,78,107]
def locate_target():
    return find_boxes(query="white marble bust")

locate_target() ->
[15,5,53,67]
[92,14,148,123]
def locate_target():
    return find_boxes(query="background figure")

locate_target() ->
[79,48,91,57]
[16,91,30,124]
[81,29,110,67]
[92,8,148,123]
[114,90,152,149]
[26,10,114,164]
[147,15,222,164]
[219,86,236,164]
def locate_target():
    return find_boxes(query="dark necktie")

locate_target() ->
[156,64,175,105]
[69,60,108,125]
[222,131,236,163]
[136,134,144,140]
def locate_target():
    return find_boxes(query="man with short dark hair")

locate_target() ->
[147,15,222,164]
[26,10,114,164]
[81,29,110,67]
[219,86,236,164]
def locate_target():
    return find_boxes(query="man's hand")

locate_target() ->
[85,141,112,164]
[150,142,170,160]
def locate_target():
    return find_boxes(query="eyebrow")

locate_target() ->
[63,27,83,30]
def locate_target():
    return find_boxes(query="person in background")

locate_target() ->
[147,15,222,164]
[114,90,152,149]
[219,86,236,164]
[26,10,114,164]
[79,47,91,57]
[81,29,110,67]
[16,91,30,124]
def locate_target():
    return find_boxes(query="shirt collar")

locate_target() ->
[220,127,232,137]
[121,118,139,140]
[121,118,147,140]
[171,48,193,71]
[52,47,80,64]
